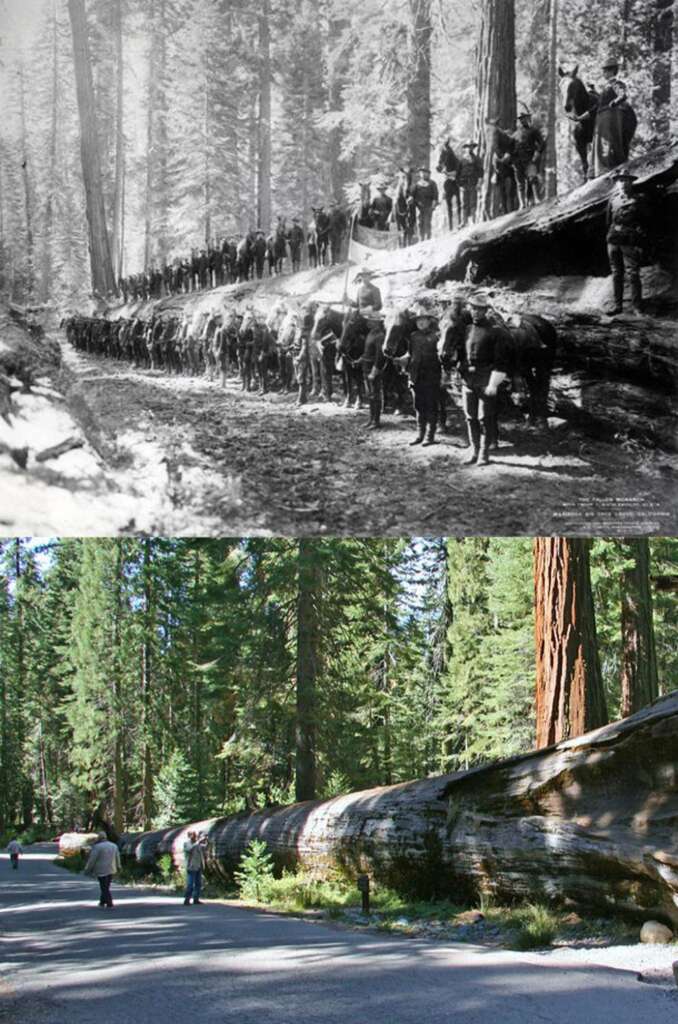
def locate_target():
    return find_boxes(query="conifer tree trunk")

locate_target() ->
[474,0,517,219]
[544,0,558,198]
[68,0,116,297]
[407,0,432,169]
[111,0,125,282]
[18,65,35,300]
[141,539,154,829]
[620,539,658,717]
[534,538,607,748]
[295,540,321,802]
[327,14,350,199]
[257,0,272,232]
[652,0,673,144]
[42,0,59,302]
[112,543,125,833]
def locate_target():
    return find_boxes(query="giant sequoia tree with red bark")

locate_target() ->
[533,538,608,748]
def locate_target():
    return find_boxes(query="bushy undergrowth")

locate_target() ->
[510,903,560,950]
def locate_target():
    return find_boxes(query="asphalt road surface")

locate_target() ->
[1,846,676,1024]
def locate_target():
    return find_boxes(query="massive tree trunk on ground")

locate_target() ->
[121,691,678,925]
[406,0,432,170]
[533,538,607,748]
[620,539,659,717]
[474,0,517,219]
[68,0,116,297]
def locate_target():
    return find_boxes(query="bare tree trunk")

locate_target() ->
[42,0,59,302]
[295,540,321,802]
[18,65,35,300]
[68,0,116,297]
[620,539,659,717]
[110,0,125,283]
[204,78,211,247]
[534,538,607,748]
[257,0,272,232]
[141,539,154,829]
[327,15,350,200]
[407,0,432,169]
[652,0,673,145]
[544,0,558,198]
[474,0,517,219]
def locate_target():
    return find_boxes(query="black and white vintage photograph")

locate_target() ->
[0,0,676,534]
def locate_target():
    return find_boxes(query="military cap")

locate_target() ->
[518,111,532,121]
[467,292,489,308]
[602,56,619,70]
[355,268,375,279]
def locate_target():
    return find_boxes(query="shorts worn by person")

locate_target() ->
[84,833,121,908]
[183,831,207,905]
[7,838,22,869]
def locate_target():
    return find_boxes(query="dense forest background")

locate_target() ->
[0,0,675,303]
[0,536,675,835]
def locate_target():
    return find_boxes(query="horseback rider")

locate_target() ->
[606,170,648,316]
[457,142,483,226]
[512,111,546,208]
[345,268,382,315]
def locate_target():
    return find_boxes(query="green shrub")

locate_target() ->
[54,850,88,873]
[234,840,275,903]
[513,903,559,949]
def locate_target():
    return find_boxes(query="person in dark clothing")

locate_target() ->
[511,112,546,208]
[369,184,393,232]
[253,231,267,279]
[606,170,648,315]
[328,203,348,264]
[288,218,305,272]
[457,142,483,226]
[399,304,442,447]
[410,168,439,241]
[450,293,514,466]
[345,268,382,314]
[360,310,386,430]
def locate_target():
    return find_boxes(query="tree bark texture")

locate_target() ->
[111,0,125,282]
[407,0,432,170]
[121,691,678,925]
[257,0,272,233]
[652,0,673,145]
[620,539,659,717]
[544,0,558,199]
[474,0,517,219]
[533,538,607,748]
[67,0,116,297]
[295,540,321,802]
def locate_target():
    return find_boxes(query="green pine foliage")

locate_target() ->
[153,750,201,827]
[234,839,276,902]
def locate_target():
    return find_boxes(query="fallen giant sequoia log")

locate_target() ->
[121,690,678,923]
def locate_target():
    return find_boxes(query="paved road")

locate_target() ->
[1,846,676,1024]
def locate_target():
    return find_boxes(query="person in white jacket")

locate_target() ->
[84,833,121,908]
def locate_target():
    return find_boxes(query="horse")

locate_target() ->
[381,310,416,417]
[437,142,462,231]
[559,65,597,179]
[337,308,369,409]
[357,181,374,228]
[393,169,417,247]
[309,304,342,401]
[311,207,330,266]
[275,308,299,392]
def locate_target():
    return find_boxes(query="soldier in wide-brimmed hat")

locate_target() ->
[457,142,484,226]
[606,169,647,315]
[410,167,439,241]
[345,267,382,316]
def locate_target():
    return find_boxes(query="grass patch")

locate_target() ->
[510,903,560,950]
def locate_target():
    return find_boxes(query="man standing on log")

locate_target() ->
[606,170,648,315]
[369,183,393,232]
[411,168,439,241]
[328,202,348,264]
[511,112,545,209]
[457,142,483,226]
[451,293,513,467]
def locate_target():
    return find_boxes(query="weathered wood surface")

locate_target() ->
[425,141,678,286]
[121,691,678,923]
[58,832,99,857]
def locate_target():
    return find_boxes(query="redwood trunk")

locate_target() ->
[474,0,517,219]
[257,0,272,233]
[407,0,432,170]
[534,537,607,748]
[544,0,558,198]
[620,538,659,716]
[111,0,125,282]
[68,0,116,297]
[652,0,673,145]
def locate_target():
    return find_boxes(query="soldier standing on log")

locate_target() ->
[512,111,546,208]
[369,183,393,232]
[411,168,439,241]
[457,142,483,226]
[606,170,648,315]
[328,202,348,264]
[288,217,305,272]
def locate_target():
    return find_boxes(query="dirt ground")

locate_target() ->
[2,337,673,537]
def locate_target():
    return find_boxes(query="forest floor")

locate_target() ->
[1,336,676,536]
[2,846,676,1024]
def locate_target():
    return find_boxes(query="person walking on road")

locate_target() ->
[7,837,22,869]
[183,830,208,906]
[84,832,121,908]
